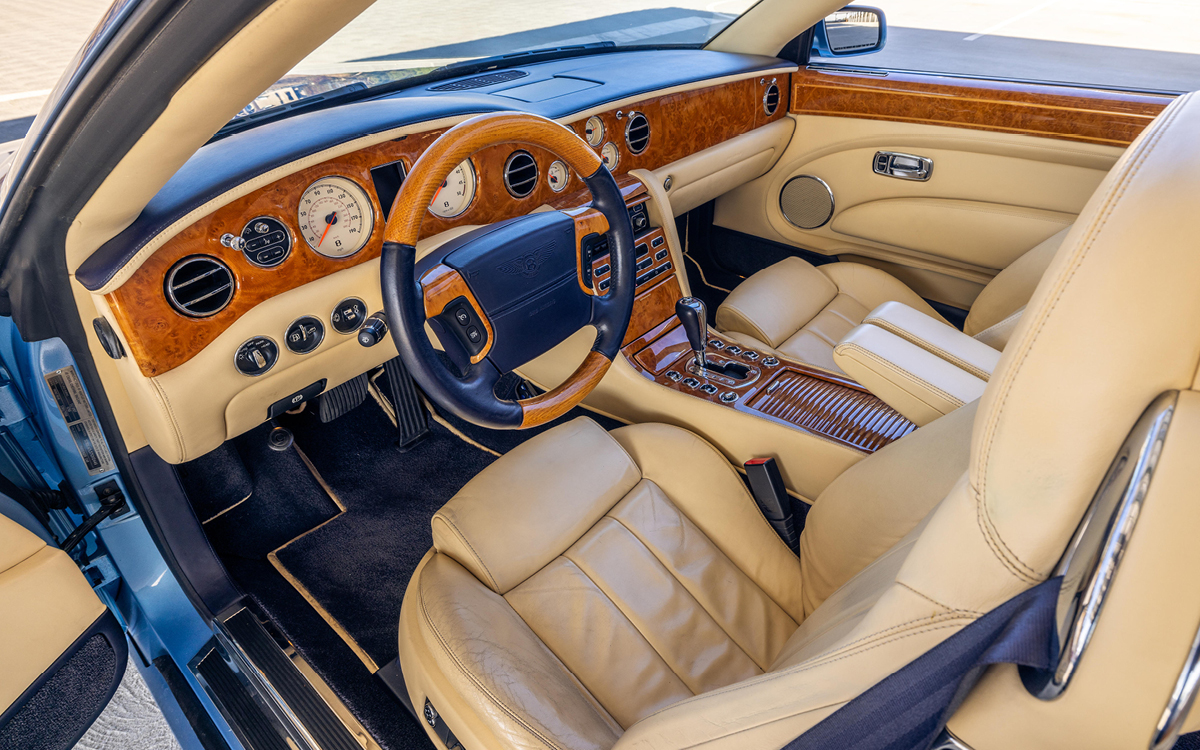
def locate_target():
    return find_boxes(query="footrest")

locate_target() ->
[317,373,369,423]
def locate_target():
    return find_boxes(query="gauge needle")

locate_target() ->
[432,180,446,203]
[318,212,337,247]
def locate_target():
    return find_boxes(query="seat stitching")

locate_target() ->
[896,581,985,615]
[606,507,784,672]
[972,308,1024,344]
[637,618,975,724]
[559,546,699,697]
[719,304,777,348]
[834,343,965,408]
[863,318,992,381]
[974,94,1190,581]
[432,514,501,592]
[417,580,565,750]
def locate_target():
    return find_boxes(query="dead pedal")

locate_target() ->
[317,373,369,423]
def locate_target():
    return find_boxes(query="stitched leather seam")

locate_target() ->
[834,343,964,408]
[864,318,992,381]
[972,309,1023,344]
[417,582,565,750]
[150,377,187,462]
[896,582,985,615]
[974,94,1190,580]
[720,304,777,349]
[607,506,792,671]
[432,514,501,592]
[559,550,700,697]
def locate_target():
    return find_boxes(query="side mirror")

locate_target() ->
[812,6,887,57]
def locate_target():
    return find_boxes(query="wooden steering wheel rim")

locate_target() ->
[381,112,632,429]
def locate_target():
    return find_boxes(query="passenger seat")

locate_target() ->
[714,227,1070,374]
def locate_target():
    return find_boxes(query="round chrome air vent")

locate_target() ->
[165,256,235,318]
[625,112,650,154]
[503,151,538,198]
[763,82,780,116]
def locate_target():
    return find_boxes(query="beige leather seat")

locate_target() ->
[714,227,1068,373]
[399,94,1200,750]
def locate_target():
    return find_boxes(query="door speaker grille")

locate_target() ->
[779,176,834,229]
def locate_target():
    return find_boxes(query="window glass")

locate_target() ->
[812,0,1200,93]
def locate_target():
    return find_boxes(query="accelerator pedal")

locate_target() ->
[316,373,369,423]
[383,357,429,451]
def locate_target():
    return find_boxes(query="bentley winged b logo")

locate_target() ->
[496,240,556,278]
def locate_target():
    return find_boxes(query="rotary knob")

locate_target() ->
[358,312,389,347]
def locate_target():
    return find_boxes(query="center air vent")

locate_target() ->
[503,151,539,198]
[429,70,528,92]
[763,82,780,116]
[165,256,234,318]
[625,112,650,154]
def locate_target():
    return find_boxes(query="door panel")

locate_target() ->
[711,68,1175,308]
[0,513,125,749]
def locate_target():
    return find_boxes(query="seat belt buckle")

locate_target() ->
[744,457,800,553]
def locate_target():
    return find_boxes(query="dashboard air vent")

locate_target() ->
[763,82,780,116]
[625,112,650,154]
[503,151,539,198]
[165,256,234,318]
[429,70,528,92]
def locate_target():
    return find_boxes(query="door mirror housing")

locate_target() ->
[813,6,887,57]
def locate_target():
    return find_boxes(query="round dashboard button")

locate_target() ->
[285,316,325,354]
[331,297,367,334]
[235,337,279,376]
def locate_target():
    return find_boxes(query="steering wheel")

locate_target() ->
[381,113,636,429]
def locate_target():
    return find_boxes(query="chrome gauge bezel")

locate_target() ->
[297,175,375,259]
[427,159,478,219]
[546,160,569,193]
[239,215,293,269]
[601,141,620,171]
[584,116,606,147]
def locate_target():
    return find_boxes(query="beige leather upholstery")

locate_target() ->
[0,514,107,712]
[715,225,1069,372]
[400,94,1200,750]
[715,257,945,373]
[863,301,1002,381]
[833,325,988,426]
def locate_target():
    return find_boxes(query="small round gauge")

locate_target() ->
[297,176,374,258]
[584,116,605,147]
[547,160,569,193]
[601,142,620,171]
[428,160,477,219]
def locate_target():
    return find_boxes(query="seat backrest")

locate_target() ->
[615,92,1200,750]
[964,225,1070,342]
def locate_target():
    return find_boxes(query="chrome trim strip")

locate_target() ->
[932,729,974,750]
[1020,390,1178,700]
[1152,617,1200,750]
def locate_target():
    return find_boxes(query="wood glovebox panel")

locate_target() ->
[107,76,787,377]
[792,67,1173,147]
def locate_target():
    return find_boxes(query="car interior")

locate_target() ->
[5,0,1200,748]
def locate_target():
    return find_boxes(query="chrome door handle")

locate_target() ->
[873,151,933,181]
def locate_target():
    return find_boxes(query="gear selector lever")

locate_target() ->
[675,297,708,369]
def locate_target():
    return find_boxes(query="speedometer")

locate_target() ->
[428,160,477,219]
[297,176,374,258]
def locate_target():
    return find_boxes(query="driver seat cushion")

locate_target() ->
[407,417,805,746]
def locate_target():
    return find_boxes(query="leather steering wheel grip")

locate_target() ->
[379,112,636,430]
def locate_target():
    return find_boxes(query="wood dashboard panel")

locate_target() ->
[791,67,1173,146]
[108,76,785,377]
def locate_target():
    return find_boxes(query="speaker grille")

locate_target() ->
[779,176,834,229]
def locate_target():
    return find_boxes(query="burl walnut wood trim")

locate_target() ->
[565,206,610,296]
[109,78,779,377]
[418,264,494,365]
[792,67,1173,146]
[519,351,611,428]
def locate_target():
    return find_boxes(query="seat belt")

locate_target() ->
[784,576,1062,750]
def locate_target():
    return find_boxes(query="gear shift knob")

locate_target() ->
[675,297,708,369]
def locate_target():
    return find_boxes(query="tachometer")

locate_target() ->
[428,160,477,219]
[298,176,374,258]
[584,116,605,147]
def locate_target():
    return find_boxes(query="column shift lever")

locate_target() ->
[675,297,708,369]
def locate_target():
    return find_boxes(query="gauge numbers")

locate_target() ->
[428,160,477,218]
[601,142,620,171]
[298,176,373,258]
[547,160,569,193]
[584,116,605,147]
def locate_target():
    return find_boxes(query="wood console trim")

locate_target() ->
[567,206,610,295]
[791,67,1173,146]
[419,263,494,364]
[108,75,777,377]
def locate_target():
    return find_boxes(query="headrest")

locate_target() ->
[970,93,1200,579]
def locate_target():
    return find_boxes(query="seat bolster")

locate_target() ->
[432,417,640,593]
[963,226,1069,337]
[408,553,622,750]
[818,262,948,324]
[609,423,806,623]
[715,257,838,348]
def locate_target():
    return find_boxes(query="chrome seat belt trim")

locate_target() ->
[1020,390,1178,700]
[1151,615,1200,750]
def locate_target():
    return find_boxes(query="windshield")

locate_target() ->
[236,0,759,119]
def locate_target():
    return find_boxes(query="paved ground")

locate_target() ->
[74,658,182,750]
